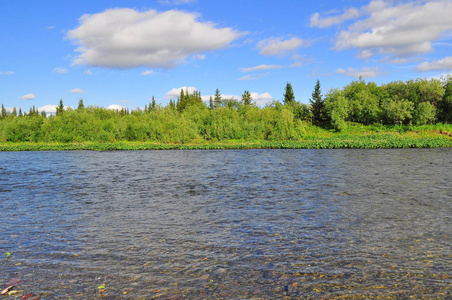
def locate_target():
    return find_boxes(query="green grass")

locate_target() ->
[1,124,451,151]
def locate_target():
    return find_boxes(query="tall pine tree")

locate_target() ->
[309,79,328,125]
[214,88,222,108]
[283,82,295,104]
[242,90,252,106]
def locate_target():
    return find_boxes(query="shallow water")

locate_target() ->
[0,149,451,299]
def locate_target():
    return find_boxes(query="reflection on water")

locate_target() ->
[0,149,451,299]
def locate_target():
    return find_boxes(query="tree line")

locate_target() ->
[1,76,452,143]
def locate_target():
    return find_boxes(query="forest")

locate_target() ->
[1,77,452,148]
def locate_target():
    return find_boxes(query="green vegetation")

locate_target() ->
[1,77,452,151]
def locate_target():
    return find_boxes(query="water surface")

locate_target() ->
[0,149,451,299]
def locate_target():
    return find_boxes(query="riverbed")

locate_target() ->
[0,149,450,299]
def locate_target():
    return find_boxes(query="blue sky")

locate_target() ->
[2,0,452,113]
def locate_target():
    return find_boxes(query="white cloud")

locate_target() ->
[241,64,283,72]
[38,105,58,114]
[141,70,154,76]
[165,86,198,99]
[310,7,360,28]
[84,70,93,75]
[336,66,385,78]
[256,37,304,56]
[416,56,452,72]
[164,86,273,105]
[53,67,68,74]
[250,92,274,106]
[313,1,452,59]
[0,71,14,75]
[71,88,86,94]
[107,104,125,110]
[67,8,241,69]
[21,93,36,100]
[200,92,273,106]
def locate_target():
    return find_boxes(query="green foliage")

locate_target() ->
[1,104,6,119]
[438,76,452,123]
[214,88,222,108]
[56,99,64,116]
[242,90,252,106]
[309,79,328,125]
[1,76,452,148]
[325,89,349,131]
[77,98,85,110]
[283,82,295,104]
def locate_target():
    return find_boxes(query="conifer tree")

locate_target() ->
[56,99,64,116]
[214,88,222,108]
[1,103,6,118]
[283,82,295,104]
[209,96,214,109]
[77,98,85,110]
[151,96,156,110]
[242,90,252,106]
[309,79,328,125]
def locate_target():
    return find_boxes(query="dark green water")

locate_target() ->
[0,149,451,299]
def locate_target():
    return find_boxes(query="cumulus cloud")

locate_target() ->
[71,88,86,94]
[256,37,304,56]
[165,86,198,99]
[21,93,36,100]
[164,86,273,105]
[107,104,125,110]
[336,66,385,78]
[416,56,452,72]
[249,92,274,106]
[0,71,14,75]
[310,7,360,28]
[312,0,452,59]
[241,64,283,72]
[200,92,273,105]
[67,8,241,69]
[53,67,68,74]
[38,105,58,114]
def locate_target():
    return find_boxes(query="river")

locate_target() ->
[0,149,451,299]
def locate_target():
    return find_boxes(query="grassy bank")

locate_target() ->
[1,125,451,151]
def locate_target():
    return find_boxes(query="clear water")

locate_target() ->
[0,149,451,299]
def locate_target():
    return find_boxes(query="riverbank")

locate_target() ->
[1,130,451,151]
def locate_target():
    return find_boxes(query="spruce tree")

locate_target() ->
[56,99,64,116]
[242,90,252,106]
[1,104,6,118]
[151,96,156,110]
[283,82,295,104]
[209,96,214,109]
[309,79,327,125]
[77,98,84,110]
[214,88,222,108]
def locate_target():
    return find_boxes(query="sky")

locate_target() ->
[2,0,452,113]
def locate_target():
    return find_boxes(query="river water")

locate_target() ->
[0,149,451,299]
